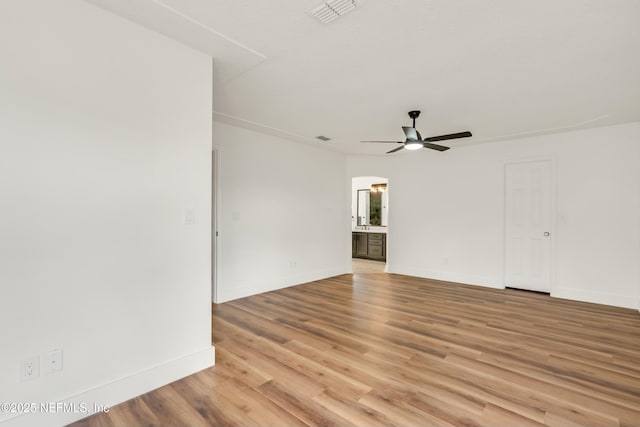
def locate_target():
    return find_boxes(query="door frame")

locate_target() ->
[349,175,390,273]
[212,148,219,303]
[502,156,557,293]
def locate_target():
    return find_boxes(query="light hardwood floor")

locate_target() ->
[352,258,386,273]
[71,273,640,427]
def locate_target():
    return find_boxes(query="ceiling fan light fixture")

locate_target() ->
[404,141,423,150]
[360,110,471,154]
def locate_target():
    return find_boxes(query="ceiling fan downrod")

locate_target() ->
[408,110,421,128]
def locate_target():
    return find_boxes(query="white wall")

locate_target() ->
[0,1,213,425]
[347,122,640,309]
[213,122,349,302]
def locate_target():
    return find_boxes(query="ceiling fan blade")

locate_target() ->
[424,131,472,142]
[386,146,405,154]
[361,140,403,144]
[423,142,450,152]
[402,126,420,141]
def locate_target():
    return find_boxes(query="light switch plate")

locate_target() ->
[185,208,195,225]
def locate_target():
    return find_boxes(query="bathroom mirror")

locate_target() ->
[357,189,370,226]
[357,188,384,226]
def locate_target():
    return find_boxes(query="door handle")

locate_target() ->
[544,232,550,237]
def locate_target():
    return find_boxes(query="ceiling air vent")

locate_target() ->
[311,0,358,24]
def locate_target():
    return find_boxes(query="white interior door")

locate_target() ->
[504,160,552,292]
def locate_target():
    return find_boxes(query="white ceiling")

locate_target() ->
[86,0,640,155]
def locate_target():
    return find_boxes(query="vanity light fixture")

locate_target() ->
[371,183,387,193]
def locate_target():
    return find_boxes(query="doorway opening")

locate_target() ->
[351,176,389,274]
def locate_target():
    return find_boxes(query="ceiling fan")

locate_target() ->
[361,110,472,154]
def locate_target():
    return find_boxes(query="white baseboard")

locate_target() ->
[551,287,637,309]
[1,346,215,427]
[389,264,503,289]
[217,265,350,303]
[389,266,637,310]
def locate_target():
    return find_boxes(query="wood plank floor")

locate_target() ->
[70,273,640,427]
[352,258,386,273]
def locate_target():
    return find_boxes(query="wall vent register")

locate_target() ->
[311,0,358,24]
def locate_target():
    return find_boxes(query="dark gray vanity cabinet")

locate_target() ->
[354,232,368,257]
[352,232,386,261]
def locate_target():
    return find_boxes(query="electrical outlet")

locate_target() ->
[45,349,63,374]
[20,355,40,382]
